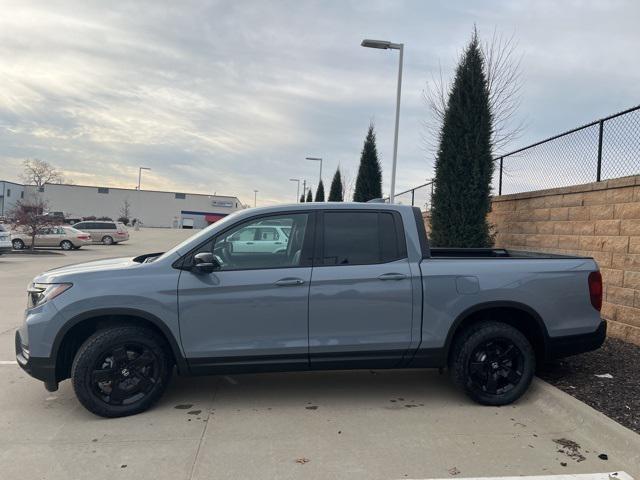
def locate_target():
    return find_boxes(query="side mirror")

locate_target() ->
[192,252,220,274]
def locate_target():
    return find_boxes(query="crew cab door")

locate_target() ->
[177,212,314,372]
[308,210,414,369]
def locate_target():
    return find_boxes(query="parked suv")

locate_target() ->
[228,223,291,253]
[0,224,11,255]
[16,204,605,417]
[72,221,129,245]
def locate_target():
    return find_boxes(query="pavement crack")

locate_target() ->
[187,377,222,480]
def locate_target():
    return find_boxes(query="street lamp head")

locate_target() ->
[361,39,402,50]
[305,157,322,161]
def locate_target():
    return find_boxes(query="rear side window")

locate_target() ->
[321,211,406,266]
[103,223,117,230]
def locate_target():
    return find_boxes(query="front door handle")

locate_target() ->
[274,278,305,287]
[377,273,407,281]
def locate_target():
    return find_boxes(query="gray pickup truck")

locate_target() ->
[16,203,606,417]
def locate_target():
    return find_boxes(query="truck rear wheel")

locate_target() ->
[449,321,535,406]
[71,326,172,417]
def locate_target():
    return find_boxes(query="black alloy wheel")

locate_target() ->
[71,326,172,417]
[449,321,535,406]
[91,343,161,406]
[467,338,524,395]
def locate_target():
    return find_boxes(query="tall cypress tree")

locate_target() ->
[299,193,305,203]
[306,189,313,202]
[353,124,382,202]
[430,30,493,247]
[328,167,344,201]
[315,180,325,202]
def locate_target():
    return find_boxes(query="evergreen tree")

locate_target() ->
[430,29,494,248]
[353,124,382,202]
[299,193,305,203]
[306,189,313,202]
[315,180,325,202]
[328,168,344,202]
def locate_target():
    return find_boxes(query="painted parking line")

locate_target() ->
[0,360,17,365]
[406,473,634,480]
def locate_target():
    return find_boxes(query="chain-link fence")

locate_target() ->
[385,181,433,211]
[495,105,640,195]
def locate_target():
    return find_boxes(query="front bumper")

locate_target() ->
[546,319,607,360]
[15,330,58,391]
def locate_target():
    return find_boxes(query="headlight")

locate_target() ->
[27,283,72,309]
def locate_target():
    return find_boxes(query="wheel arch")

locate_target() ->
[53,308,188,382]
[444,301,549,363]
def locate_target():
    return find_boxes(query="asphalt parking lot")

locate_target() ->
[1,228,639,480]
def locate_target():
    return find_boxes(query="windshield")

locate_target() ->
[157,210,243,261]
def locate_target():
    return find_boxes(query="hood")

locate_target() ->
[34,256,139,283]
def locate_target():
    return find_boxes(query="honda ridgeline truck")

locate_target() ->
[16,203,606,417]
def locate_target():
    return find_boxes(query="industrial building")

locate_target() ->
[0,180,244,228]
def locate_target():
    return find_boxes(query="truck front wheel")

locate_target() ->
[449,321,535,406]
[71,326,172,417]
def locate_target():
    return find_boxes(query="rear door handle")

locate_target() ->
[377,273,407,281]
[274,278,305,286]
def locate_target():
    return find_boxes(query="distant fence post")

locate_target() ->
[597,120,604,182]
[498,157,504,195]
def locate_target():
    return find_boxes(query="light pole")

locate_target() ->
[305,157,323,186]
[253,190,258,207]
[136,167,151,230]
[361,39,404,204]
[289,178,300,202]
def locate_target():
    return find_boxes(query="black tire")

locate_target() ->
[449,321,535,406]
[71,326,172,418]
[102,235,114,245]
[60,240,73,251]
[12,239,24,250]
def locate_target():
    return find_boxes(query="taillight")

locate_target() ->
[588,271,603,311]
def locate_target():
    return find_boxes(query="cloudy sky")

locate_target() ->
[1,0,638,205]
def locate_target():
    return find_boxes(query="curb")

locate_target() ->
[533,378,640,476]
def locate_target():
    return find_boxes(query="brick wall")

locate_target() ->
[489,175,640,345]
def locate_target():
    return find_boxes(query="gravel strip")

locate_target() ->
[538,337,640,434]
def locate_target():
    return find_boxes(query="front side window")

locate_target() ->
[191,213,309,271]
[321,211,405,266]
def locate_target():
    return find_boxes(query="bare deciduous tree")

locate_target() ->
[9,197,50,251]
[423,28,524,156]
[20,159,64,187]
[119,198,132,224]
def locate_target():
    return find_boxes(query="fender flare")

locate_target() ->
[52,307,189,375]
[443,300,550,357]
